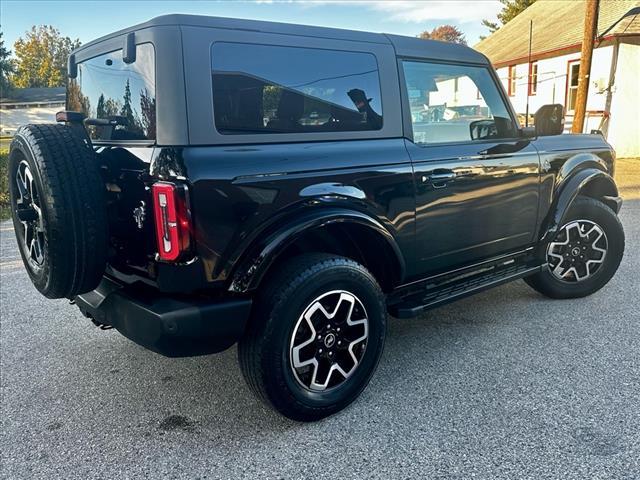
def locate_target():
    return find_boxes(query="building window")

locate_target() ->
[508,65,516,96]
[211,42,383,134]
[566,61,580,111]
[528,62,538,95]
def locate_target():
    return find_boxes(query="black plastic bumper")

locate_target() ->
[75,277,252,357]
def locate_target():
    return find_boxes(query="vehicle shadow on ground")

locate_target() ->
[63,279,543,439]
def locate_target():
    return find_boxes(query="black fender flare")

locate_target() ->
[228,207,406,293]
[541,167,620,244]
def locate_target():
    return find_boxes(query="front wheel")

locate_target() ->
[525,196,624,299]
[238,254,387,421]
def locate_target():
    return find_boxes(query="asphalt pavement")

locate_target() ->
[1,201,639,480]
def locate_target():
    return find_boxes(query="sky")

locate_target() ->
[1,0,503,52]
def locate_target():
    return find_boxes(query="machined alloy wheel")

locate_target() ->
[547,219,607,282]
[290,290,369,391]
[238,254,386,421]
[14,160,46,271]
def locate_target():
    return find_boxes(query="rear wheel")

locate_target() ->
[238,254,386,421]
[525,196,624,299]
[8,124,108,298]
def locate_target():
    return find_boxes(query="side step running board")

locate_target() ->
[388,263,545,319]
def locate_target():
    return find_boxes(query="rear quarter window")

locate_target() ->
[211,42,383,135]
[67,43,156,142]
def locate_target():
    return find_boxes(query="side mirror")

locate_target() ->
[534,104,564,136]
[469,119,497,140]
[519,126,536,138]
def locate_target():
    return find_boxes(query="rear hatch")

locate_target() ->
[67,43,163,283]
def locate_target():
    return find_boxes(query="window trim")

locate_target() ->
[210,41,385,137]
[180,27,403,145]
[397,57,521,148]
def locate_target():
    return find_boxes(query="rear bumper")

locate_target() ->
[75,277,252,357]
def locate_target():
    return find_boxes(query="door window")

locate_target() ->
[402,61,517,144]
[211,43,383,134]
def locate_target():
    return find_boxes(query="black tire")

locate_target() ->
[525,196,624,299]
[238,254,387,421]
[8,124,108,299]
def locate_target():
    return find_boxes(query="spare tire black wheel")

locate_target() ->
[8,124,108,299]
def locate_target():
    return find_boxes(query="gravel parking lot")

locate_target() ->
[1,197,638,479]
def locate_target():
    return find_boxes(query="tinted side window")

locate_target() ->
[211,43,383,134]
[67,43,156,141]
[402,61,516,144]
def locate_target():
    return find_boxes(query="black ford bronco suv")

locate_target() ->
[8,15,624,421]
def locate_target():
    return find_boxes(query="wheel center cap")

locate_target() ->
[571,247,581,256]
[324,333,336,348]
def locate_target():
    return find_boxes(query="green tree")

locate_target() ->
[96,93,105,118]
[120,79,135,124]
[120,79,143,135]
[103,98,120,116]
[139,88,156,138]
[481,0,537,38]
[13,25,81,88]
[0,32,14,95]
[67,79,90,115]
[419,25,467,45]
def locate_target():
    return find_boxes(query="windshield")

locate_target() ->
[67,43,156,141]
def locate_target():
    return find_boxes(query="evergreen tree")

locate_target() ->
[139,88,156,138]
[120,79,135,126]
[96,93,106,118]
[481,0,537,38]
[0,32,14,94]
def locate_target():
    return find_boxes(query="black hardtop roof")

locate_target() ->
[74,14,490,65]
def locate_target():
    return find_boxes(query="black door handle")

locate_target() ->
[422,171,456,188]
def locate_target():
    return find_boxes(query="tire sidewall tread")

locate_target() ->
[9,124,108,298]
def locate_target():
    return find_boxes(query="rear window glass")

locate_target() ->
[67,43,156,141]
[211,42,383,135]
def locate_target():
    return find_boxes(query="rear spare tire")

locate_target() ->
[8,124,108,299]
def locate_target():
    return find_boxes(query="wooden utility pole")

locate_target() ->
[572,0,600,133]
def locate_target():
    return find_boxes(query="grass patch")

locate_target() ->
[0,137,11,151]
[0,147,9,220]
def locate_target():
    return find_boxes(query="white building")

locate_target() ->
[475,0,640,157]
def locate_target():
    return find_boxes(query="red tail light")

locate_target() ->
[151,182,191,262]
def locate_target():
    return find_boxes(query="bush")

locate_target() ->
[0,148,9,220]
